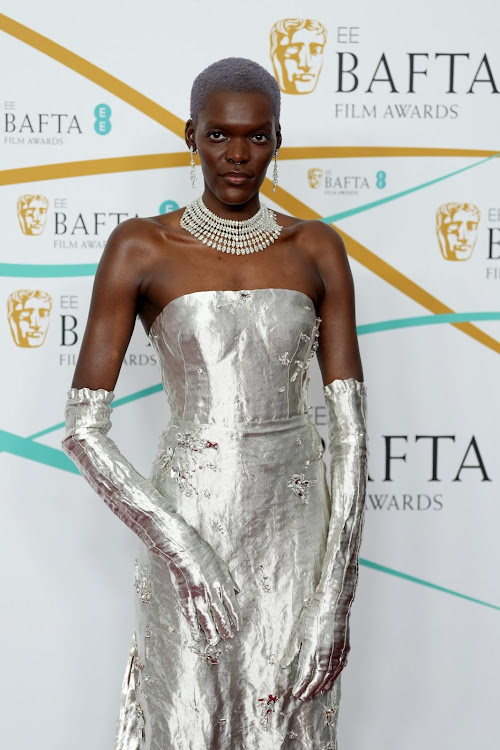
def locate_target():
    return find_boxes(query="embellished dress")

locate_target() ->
[115,288,340,750]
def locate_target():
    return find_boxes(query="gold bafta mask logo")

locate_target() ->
[17,194,49,235]
[7,290,53,348]
[308,168,323,188]
[436,203,480,261]
[270,18,327,94]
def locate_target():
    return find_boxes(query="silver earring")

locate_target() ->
[272,149,279,192]
[190,146,197,188]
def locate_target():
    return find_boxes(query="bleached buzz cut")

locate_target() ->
[190,57,281,123]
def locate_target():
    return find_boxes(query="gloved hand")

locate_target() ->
[280,377,368,700]
[62,387,241,646]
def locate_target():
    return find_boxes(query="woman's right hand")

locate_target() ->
[168,536,241,646]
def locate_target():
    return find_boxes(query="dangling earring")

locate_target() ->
[272,148,279,192]
[189,145,197,189]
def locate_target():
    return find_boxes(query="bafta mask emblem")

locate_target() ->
[270,18,327,95]
[17,194,49,235]
[436,203,480,261]
[7,290,53,348]
[307,168,323,189]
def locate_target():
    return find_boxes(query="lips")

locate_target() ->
[221,172,252,185]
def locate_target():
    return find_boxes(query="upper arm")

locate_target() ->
[310,222,363,386]
[71,219,148,391]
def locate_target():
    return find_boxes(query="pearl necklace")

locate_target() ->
[180,196,282,254]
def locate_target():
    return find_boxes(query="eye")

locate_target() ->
[250,133,270,143]
[207,131,227,142]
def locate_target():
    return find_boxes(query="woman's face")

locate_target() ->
[186,90,281,210]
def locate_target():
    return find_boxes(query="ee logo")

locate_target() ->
[375,170,387,189]
[94,104,112,135]
[159,200,179,214]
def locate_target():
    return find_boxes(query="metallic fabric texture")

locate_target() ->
[62,288,367,749]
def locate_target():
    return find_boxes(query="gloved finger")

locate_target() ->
[317,669,335,693]
[220,585,241,632]
[280,627,302,668]
[290,648,316,698]
[319,673,337,694]
[209,592,233,640]
[294,666,328,700]
[193,595,220,645]
[178,593,204,641]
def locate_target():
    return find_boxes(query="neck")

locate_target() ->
[201,188,261,220]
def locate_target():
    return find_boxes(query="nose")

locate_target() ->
[226,139,250,166]
[457,222,467,241]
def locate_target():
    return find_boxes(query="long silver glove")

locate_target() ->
[280,377,368,700]
[61,387,241,645]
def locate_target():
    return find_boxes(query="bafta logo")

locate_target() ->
[436,203,480,261]
[7,290,53,348]
[17,194,49,235]
[307,168,323,188]
[270,18,327,95]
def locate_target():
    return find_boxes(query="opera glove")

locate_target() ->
[61,387,241,646]
[281,377,368,700]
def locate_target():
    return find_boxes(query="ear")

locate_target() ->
[275,127,282,152]
[185,119,196,150]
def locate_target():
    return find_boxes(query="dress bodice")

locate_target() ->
[148,288,321,425]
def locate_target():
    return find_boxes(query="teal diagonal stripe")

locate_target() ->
[360,558,500,611]
[0,263,98,277]
[357,311,500,335]
[321,151,500,223]
[0,429,78,473]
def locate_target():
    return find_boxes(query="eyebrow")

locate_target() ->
[204,121,274,131]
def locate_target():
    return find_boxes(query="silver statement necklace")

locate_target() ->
[180,196,283,255]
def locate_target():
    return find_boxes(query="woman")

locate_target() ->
[62,57,368,750]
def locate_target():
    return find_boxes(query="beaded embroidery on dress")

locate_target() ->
[114,288,340,750]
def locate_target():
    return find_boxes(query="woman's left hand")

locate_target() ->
[280,592,348,700]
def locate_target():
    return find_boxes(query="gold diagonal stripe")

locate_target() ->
[260,182,500,355]
[279,146,500,159]
[1,13,498,355]
[0,13,186,137]
[0,154,189,186]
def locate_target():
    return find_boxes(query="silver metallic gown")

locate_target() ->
[115,288,341,750]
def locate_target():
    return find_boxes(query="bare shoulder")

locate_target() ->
[277,213,349,283]
[99,214,176,274]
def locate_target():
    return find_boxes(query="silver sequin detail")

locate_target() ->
[134,702,146,732]
[324,705,338,726]
[191,643,222,664]
[257,694,278,730]
[278,352,291,366]
[144,628,152,638]
[287,473,318,503]
[258,563,271,592]
[288,730,298,739]
[135,562,152,604]
[278,386,285,393]
[296,434,302,446]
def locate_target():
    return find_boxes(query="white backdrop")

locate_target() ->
[1,2,499,748]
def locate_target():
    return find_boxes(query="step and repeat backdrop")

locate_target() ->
[1,2,499,748]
